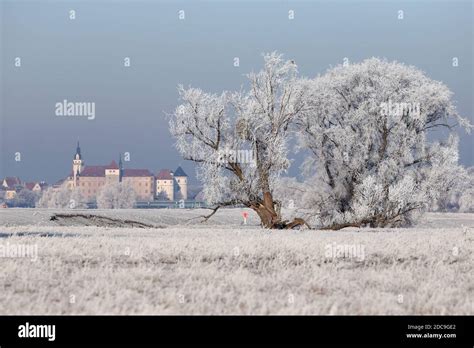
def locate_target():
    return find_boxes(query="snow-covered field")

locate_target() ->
[0,208,473,314]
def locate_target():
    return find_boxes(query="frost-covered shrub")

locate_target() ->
[96,182,136,209]
[10,189,40,207]
[437,166,474,213]
[36,185,87,209]
[458,188,474,213]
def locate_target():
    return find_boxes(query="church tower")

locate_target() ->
[72,141,83,187]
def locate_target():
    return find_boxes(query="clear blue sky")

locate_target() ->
[1,0,472,184]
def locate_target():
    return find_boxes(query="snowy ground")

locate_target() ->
[0,208,473,314]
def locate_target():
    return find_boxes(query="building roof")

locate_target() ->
[53,178,66,187]
[78,161,119,177]
[156,169,173,180]
[174,166,187,177]
[107,160,119,170]
[123,169,153,177]
[24,182,36,190]
[80,165,107,177]
[3,177,21,187]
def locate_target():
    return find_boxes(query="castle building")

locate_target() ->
[122,169,155,201]
[155,167,188,201]
[65,142,185,202]
[156,169,174,200]
[173,166,188,200]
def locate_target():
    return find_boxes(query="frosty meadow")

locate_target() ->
[0,209,472,315]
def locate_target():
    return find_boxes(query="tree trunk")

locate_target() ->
[252,197,279,229]
[249,192,308,229]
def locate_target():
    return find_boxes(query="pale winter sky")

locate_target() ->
[0,0,472,184]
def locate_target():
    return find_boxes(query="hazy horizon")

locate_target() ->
[1,0,472,185]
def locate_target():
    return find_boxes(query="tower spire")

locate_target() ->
[75,141,81,159]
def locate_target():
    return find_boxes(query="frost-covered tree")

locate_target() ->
[69,188,88,209]
[36,185,87,209]
[297,58,471,229]
[96,182,136,209]
[169,52,309,228]
[37,187,57,208]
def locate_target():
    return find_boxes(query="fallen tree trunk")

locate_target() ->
[50,213,158,228]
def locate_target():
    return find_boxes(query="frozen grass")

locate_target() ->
[0,209,473,314]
